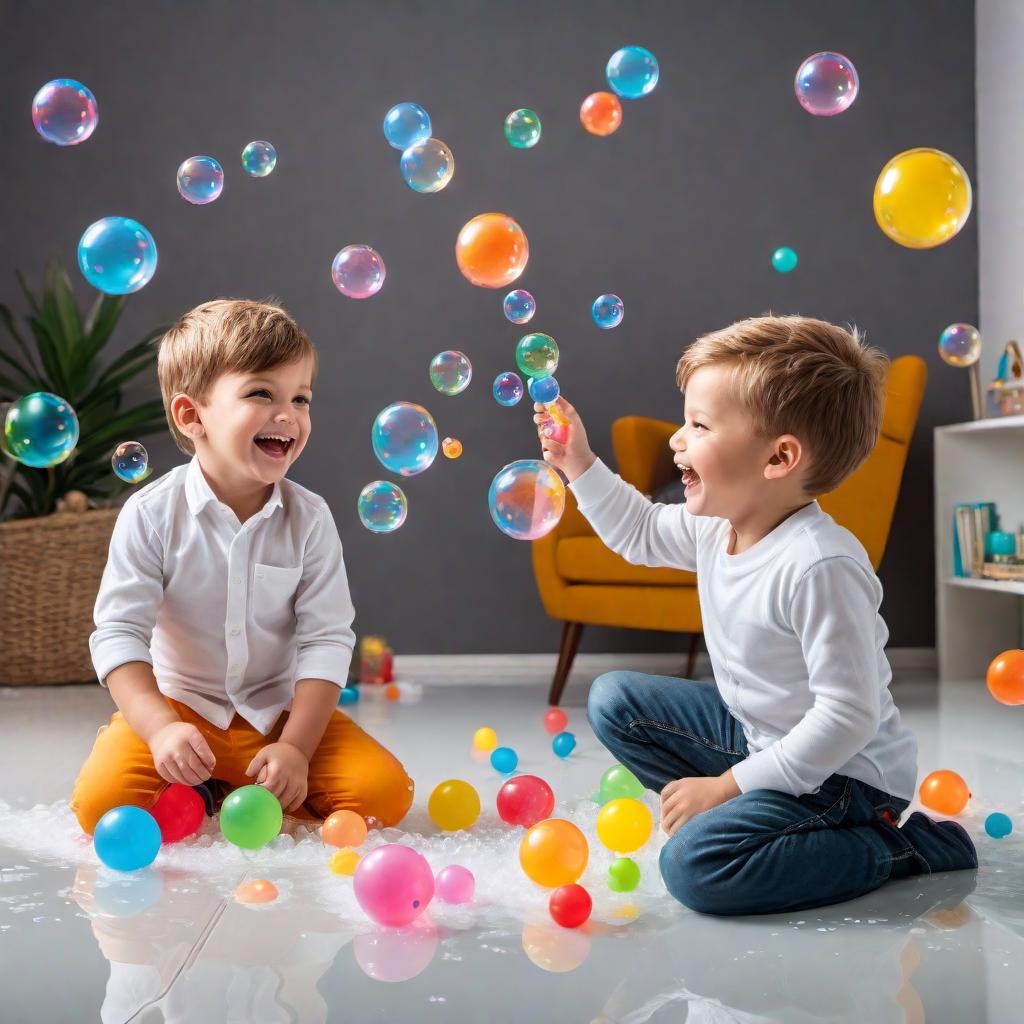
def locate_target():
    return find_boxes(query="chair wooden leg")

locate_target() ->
[684,632,701,679]
[548,621,584,706]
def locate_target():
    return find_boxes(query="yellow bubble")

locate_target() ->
[473,726,498,750]
[442,437,463,459]
[596,798,653,853]
[329,848,361,876]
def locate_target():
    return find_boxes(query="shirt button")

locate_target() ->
[230,627,240,636]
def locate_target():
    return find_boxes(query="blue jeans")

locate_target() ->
[588,671,920,916]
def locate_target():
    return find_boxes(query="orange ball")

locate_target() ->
[385,684,400,701]
[520,818,589,888]
[234,879,278,904]
[322,809,368,848]
[455,213,529,288]
[918,770,970,816]
[580,92,623,136]
[986,649,1024,705]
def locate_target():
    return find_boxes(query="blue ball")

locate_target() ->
[771,247,799,273]
[490,746,519,774]
[592,293,624,329]
[552,731,577,758]
[78,216,158,294]
[985,812,1013,839]
[528,375,560,404]
[383,102,432,150]
[606,46,660,99]
[94,805,162,872]
[339,687,360,705]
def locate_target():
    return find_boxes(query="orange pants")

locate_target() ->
[70,697,415,835]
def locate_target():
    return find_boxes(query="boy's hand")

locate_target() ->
[246,741,309,813]
[532,396,597,483]
[148,722,216,786]
[660,772,741,837]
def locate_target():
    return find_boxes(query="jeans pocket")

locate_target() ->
[788,776,852,831]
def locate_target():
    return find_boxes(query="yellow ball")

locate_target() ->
[873,147,972,250]
[329,847,361,876]
[428,779,481,831]
[596,798,653,853]
[519,818,589,887]
[473,727,498,751]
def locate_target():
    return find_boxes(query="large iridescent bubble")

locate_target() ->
[455,214,529,289]
[429,351,472,396]
[516,333,559,378]
[493,372,524,407]
[78,217,158,295]
[332,245,386,299]
[794,52,859,117]
[503,289,536,324]
[177,156,224,204]
[528,375,560,405]
[111,441,149,483]
[383,102,432,151]
[400,138,454,193]
[241,140,276,177]
[358,480,408,533]
[32,79,98,146]
[4,392,79,468]
[488,460,566,540]
[606,46,659,99]
[938,324,981,368]
[372,402,438,477]
[504,109,542,149]
[592,294,624,329]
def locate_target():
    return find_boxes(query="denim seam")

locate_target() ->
[629,717,746,757]
[777,778,852,837]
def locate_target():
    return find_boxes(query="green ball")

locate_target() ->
[504,108,541,149]
[220,785,283,849]
[608,856,641,893]
[515,333,559,379]
[599,763,645,804]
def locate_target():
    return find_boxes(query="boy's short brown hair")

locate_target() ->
[157,298,318,456]
[676,314,890,496]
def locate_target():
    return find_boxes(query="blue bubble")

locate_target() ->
[493,372,524,407]
[606,46,659,99]
[78,216,158,294]
[592,294,624,329]
[358,479,408,532]
[383,102,432,150]
[94,806,162,872]
[490,746,519,774]
[985,812,1013,839]
[241,140,276,177]
[339,687,360,705]
[772,247,799,273]
[528,375,560,404]
[4,391,79,468]
[552,731,577,758]
[111,441,148,483]
[371,402,438,476]
[177,155,224,204]
[503,289,536,325]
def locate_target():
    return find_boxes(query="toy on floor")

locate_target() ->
[552,731,576,757]
[220,784,283,849]
[596,797,653,853]
[94,805,162,871]
[473,726,498,751]
[151,783,205,842]
[599,763,644,803]
[490,746,519,773]
[234,879,278,904]
[321,808,368,848]
[354,844,434,926]
[329,848,361,875]
[549,883,592,928]
[520,818,588,887]
[986,648,1024,705]
[543,707,568,734]
[984,812,1013,839]
[497,775,555,827]
[435,864,475,904]
[918,769,971,816]
[428,779,481,831]
[338,685,359,705]
[608,856,641,893]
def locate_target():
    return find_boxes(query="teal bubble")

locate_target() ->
[429,351,472,396]
[383,102,431,151]
[78,216,158,294]
[504,108,541,149]
[4,391,79,468]
[771,247,799,273]
[358,480,408,533]
[241,140,276,177]
[592,294,624,329]
[516,333,559,378]
[606,46,659,99]
[371,402,438,476]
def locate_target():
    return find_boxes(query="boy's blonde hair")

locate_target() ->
[676,315,889,496]
[157,298,318,456]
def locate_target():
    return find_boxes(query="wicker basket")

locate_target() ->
[0,508,119,684]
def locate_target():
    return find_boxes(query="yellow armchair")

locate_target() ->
[532,355,928,705]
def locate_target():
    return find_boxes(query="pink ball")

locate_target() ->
[354,844,434,927]
[435,864,475,904]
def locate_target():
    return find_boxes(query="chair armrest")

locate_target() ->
[612,416,680,495]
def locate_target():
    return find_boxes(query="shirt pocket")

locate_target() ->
[252,563,303,632]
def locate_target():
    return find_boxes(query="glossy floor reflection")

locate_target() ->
[0,667,1021,1023]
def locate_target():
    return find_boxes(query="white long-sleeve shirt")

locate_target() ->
[571,459,918,800]
[89,456,355,734]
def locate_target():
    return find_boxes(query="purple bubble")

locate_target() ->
[332,245,386,299]
[794,52,859,117]
[32,79,98,146]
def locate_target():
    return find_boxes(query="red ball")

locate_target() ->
[151,783,205,843]
[543,708,568,735]
[496,775,555,828]
[549,884,592,929]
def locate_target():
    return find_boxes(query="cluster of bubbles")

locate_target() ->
[579,46,659,138]
[384,102,454,194]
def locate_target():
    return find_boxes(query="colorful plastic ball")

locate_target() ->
[490,746,519,774]
[918,770,970,816]
[873,148,973,250]
[150,784,205,844]
[596,798,653,853]
[400,137,454,193]
[329,848,361,875]
[4,392,79,468]
[94,806,162,872]
[357,480,408,533]
[520,818,589,888]
[241,140,276,177]
[549,883,592,928]
[606,46,659,99]
[473,727,498,751]
[220,785,283,849]
[331,243,386,299]
[608,856,641,893]
[794,52,859,117]
[442,437,463,459]
[455,213,530,289]
[32,79,98,146]
[234,879,278,904]
[528,375,560,405]
[986,649,1024,705]
[176,155,224,205]
[111,441,148,483]
[385,684,400,701]
[984,812,1013,839]
[322,809,368,849]
[938,324,982,368]
[371,402,438,476]
[354,844,434,927]
[552,732,576,758]
[429,350,473,395]
[488,459,565,541]
[383,102,432,151]
[497,775,555,828]
[516,333,559,378]
[504,108,541,148]
[599,764,644,804]
[771,247,799,274]
[339,686,359,705]
[493,371,524,407]
[428,779,481,831]
[592,294,624,330]
[435,864,475,904]
[543,708,568,734]
[580,92,622,136]
[503,289,536,324]
[78,216,158,294]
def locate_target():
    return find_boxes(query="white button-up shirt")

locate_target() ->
[89,456,356,734]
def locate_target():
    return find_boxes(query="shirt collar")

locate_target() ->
[185,455,283,520]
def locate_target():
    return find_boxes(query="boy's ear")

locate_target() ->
[764,434,803,479]
[171,393,204,439]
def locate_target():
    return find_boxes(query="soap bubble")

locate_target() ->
[488,459,565,540]
[938,323,981,367]
[371,402,438,476]
[241,140,276,177]
[580,92,622,136]
[794,52,859,117]
[331,244,386,299]
[606,46,659,99]
[4,391,79,468]
[504,108,541,148]
[528,375,560,404]
[32,79,98,146]
[400,138,454,193]
[78,216,158,294]
[429,350,472,395]
[516,333,559,378]
[177,155,224,204]
[456,213,529,288]
[503,289,536,324]
[771,247,798,273]
[591,294,624,329]
[383,102,432,151]
[493,372,524,407]
[358,480,408,533]
[442,437,463,459]
[111,441,149,483]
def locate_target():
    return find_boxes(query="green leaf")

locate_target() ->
[27,315,70,396]
[82,293,129,363]
[71,401,166,460]
[0,303,43,382]
[15,271,40,316]
[0,355,35,395]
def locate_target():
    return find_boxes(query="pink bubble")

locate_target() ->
[794,52,859,117]
[332,244,386,299]
[353,844,434,927]
[434,864,475,904]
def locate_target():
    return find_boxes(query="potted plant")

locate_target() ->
[0,262,168,684]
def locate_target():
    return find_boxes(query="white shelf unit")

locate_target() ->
[934,414,1024,680]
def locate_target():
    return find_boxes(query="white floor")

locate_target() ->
[0,659,1021,1024]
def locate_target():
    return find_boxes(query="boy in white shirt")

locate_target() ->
[71,299,413,834]
[536,314,976,915]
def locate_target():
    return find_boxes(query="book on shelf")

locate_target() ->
[982,561,1024,581]
[952,502,995,577]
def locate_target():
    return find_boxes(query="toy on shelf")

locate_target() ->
[986,340,1024,418]
[358,635,394,685]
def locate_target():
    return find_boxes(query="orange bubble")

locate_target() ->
[520,818,589,888]
[234,879,278,904]
[918,770,970,816]
[385,684,401,701]
[329,847,361,876]
[322,809,369,848]
[455,213,529,289]
[986,649,1024,705]
[580,92,623,136]
[442,437,463,459]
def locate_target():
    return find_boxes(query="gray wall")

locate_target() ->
[0,0,977,654]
